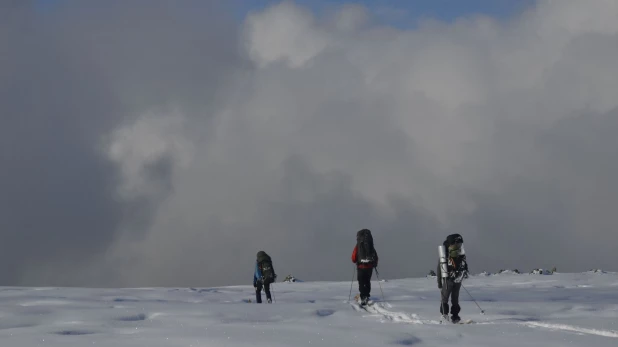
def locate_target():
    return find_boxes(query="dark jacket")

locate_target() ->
[437,254,468,287]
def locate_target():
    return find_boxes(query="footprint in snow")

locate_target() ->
[116,313,147,321]
[316,309,335,317]
[394,336,422,345]
[55,330,96,336]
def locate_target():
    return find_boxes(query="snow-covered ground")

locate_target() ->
[1,272,617,346]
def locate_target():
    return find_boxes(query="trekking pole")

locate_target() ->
[348,265,356,302]
[373,267,386,302]
[461,284,484,314]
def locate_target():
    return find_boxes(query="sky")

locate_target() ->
[2,0,618,288]
[36,0,536,25]
[238,0,536,26]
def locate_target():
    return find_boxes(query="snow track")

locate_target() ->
[350,301,447,325]
[350,299,618,339]
[522,322,618,338]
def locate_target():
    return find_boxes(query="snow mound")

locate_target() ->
[530,268,553,275]
[497,269,521,275]
[282,274,303,282]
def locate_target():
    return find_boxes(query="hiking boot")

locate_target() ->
[267,298,272,304]
[451,315,460,323]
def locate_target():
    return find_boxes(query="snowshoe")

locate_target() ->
[354,294,372,307]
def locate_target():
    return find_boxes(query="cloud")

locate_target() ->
[0,0,240,286]
[105,111,194,201]
[244,1,332,69]
[3,0,618,287]
[116,0,618,286]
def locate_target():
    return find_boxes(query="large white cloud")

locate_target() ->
[103,0,618,287]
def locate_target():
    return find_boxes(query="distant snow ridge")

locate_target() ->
[530,268,553,275]
[497,269,521,275]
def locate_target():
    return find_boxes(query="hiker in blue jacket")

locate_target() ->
[253,251,276,303]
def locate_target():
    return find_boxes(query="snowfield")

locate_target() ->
[1,272,617,346]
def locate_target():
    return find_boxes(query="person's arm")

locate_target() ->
[254,262,261,285]
[253,263,257,287]
[437,262,442,288]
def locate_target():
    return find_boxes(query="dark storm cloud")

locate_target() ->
[115,154,445,287]
[0,0,240,286]
[464,107,618,273]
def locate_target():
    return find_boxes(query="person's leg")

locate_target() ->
[440,279,454,315]
[367,268,372,299]
[264,280,272,303]
[255,282,263,303]
[440,280,452,315]
[356,268,363,300]
[357,268,372,302]
[450,282,462,317]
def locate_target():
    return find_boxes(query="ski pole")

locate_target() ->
[461,284,484,314]
[348,265,356,302]
[374,267,385,302]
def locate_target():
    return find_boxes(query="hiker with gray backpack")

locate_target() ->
[351,229,379,306]
[254,251,277,303]
[437,233,469,323]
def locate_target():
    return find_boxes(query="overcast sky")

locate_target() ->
[2,0,618,287]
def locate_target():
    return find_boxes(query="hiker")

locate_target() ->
[437,233,469,323]
[351,229,378,306]
[253,251,277,303]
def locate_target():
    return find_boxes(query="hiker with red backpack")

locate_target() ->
[254,251,277,303]
[351,229,378,306]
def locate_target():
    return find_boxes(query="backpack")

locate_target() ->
[356,229,376,265]
[257,251,275,283]
[445,233,463,246]
[443,234,467,281]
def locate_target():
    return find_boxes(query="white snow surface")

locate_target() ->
[1,272,618,346]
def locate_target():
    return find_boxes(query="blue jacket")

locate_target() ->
[253,261,262,285]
